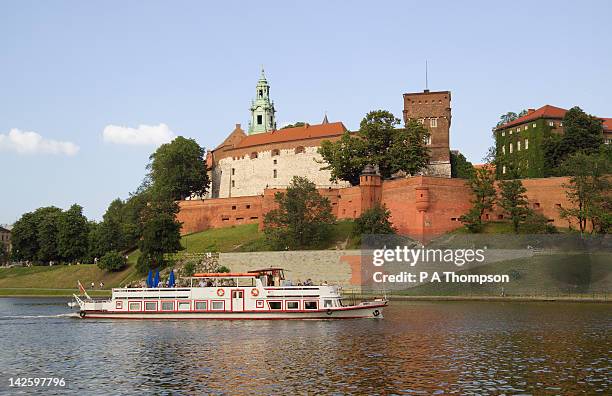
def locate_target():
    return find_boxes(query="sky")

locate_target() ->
[1,0,611,225]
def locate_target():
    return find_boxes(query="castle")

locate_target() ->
[204,69,451,199]
[177,70,581,241]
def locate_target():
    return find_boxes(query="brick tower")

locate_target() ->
[402,90,451,177]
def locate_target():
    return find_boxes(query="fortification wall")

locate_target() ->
[177,196,263,235]
[178,176,574,239]
[219,250,363,291]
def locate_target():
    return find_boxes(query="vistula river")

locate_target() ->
[0,298,609,395]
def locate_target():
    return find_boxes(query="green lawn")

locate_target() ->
[180,220,359,253]
[0,262,135,295]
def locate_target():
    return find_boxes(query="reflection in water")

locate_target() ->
[0,299,609,395]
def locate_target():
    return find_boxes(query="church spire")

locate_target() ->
[322,112,329,124]
[249,67,276,134]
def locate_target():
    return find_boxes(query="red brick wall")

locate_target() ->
[177,196,263,235]
[178,176,577,240]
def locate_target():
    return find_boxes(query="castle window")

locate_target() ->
[231,168,235,175]
[273,169,277,178]
[259,89,263,98]
[517,141,521,151]
[246,204,251,209]
[250,152,258,159]
[273,159,277,165]
[509,130,513,135]
[525,125,528,130]
[525,138,528,149]
[231,180,235,188]
[430,118,438,128]
[502,146,506,155]
[502,165,507,174]
[271,149,280,156]
[533,123,536,128]
[295,146,305,154]
[501,131,505,137]
[426,135,432,145]
[509,143,513,153]
[560,122,563,127]
[533,203,540,209]
[257,115,262,125]
[549,121,554,127]
[232,205,236,210]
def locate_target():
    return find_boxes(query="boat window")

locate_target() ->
[161,301,174,311]
[268,301,282,310]
[286,301,299,310]
[211,301,224,310]
[195,301,207,311]
[145,302,157,311]
[177,302,190,311]
[323,300,333,308]
[256,300,264,308]
[128,302,141,311]
[115,301,123,309]
[304,301,318,310]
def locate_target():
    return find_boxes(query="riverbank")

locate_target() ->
[1,287,609,302]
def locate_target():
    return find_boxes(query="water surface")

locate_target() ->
[0,298,609,395]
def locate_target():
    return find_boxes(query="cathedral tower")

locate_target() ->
[248,68,276,134]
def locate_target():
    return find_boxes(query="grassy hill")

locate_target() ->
[1,221,359,295]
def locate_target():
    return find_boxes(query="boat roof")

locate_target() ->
[247,267,285,273]
[192,272,257,278]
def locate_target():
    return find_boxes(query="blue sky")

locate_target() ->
[1,0,611,224]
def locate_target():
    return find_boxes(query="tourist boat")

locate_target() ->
[72,268,387,320]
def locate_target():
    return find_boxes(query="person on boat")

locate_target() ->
[322,280,328,286]
[198,280,205,287]
[99,281,104,289]
[90,282,95,289]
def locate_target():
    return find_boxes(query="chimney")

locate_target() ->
[527,109,535,114]
[235,123,241,129]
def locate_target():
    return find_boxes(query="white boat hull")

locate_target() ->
[78,304,386,320]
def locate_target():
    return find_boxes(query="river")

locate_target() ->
[0,298,609,395]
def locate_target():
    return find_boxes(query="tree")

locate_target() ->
[57,204,89,262]
[496,112,518,127]
[264,176,335,249]
[318,132,366,185]
[319,110,430,184]
[544,107,604,173]
[280,122,307,129]
[34,207,62,263]
[450,151,474,179]
[97,251,127,272]
[148,136,209,200]
[498,179,530,233]
[558,148,611,234]
[11,212,39,261]
[137,199,183,273]
[0,242,7,265]
[459,166,497,232]
[354,204,396,235]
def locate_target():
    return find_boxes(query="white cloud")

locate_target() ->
[102,123,175,146]
[0,128,79,156]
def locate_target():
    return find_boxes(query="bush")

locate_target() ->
[217,265,230,273]
[520,212,557,234]
[97,251,127,272]
[136,252,164,274]
[183,261,196,277]
[353,204,396,236]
